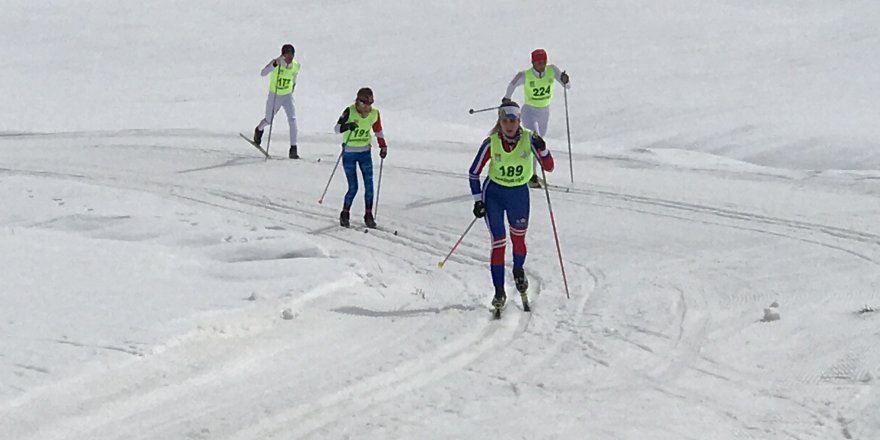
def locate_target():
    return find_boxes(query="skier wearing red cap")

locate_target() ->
[468,101,555,316]
[252,43,302,159]
[503,48,570,188]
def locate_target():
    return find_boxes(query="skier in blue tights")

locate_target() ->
[468,101,555,310]
[333,88,388,228]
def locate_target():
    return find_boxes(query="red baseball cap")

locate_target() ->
[531,48,547,63]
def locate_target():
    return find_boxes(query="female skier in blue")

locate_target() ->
[469,101,555,311]
[334,87,388,229]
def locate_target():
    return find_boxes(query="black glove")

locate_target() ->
[473,201,486,218]
[560,71,570,85]
[340,122,358,132]
[501,97,512,105]
[379,146,387,159]
[533,134,546,153]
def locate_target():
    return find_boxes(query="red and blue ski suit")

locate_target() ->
[469,128,554,289]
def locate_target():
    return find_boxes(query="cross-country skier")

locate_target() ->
[502,48,569,188]
[252,43,301,159]
[468,101,554,312]
[333,87,388,229]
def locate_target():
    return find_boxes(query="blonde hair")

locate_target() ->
[488,121,502,136]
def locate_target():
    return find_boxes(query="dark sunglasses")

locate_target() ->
[357,98,373,105]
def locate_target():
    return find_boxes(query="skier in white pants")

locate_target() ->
[253,43,301,159]
[503,48,570,187]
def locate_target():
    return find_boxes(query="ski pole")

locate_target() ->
[534,147,571,299]
[563,75,574,184]
[468,105,500,115]
[318,130,354,204]
[318,152,342,205]
[374,156,384,218]
[264,63,280,159]
[437,217,478,269]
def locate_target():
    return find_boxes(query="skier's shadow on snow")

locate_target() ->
[333,304,475,318]
[176,156,268,174]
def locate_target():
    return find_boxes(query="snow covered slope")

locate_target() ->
[2,1,879,439]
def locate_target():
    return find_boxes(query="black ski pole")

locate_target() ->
[318,130,353,204]
[374,156,385,218]
[264,62,280,159]
[468,105,500,115]
[563,75,573,184]
[318,152,342,204]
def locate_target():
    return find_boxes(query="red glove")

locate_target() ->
[379,146,387,159]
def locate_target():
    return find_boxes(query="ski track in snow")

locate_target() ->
[5,1,880,436]
[3,128,880,439]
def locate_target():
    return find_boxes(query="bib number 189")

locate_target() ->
[499,165,524,177]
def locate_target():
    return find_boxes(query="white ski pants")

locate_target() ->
[258,92,298,145]
[521,105,550,137]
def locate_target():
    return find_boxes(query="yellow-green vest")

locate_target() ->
[269,60,300,95]
[487,128,535,186]
[343,104,379,147]
[523,65,555,107]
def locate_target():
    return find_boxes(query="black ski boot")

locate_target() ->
[253,127,264,146]
[513,267,529,293]
[364,213,377,229]
[492,286,507,316]
[289,144,300,159]
[339,211,350,228]
[513,267,531,312]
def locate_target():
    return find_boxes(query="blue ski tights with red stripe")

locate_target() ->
[482,180,530,289]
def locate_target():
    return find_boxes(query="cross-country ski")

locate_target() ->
[239,132,270,158]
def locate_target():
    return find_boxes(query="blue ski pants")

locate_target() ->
[342,150,374,210]
[482,180,530,288]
